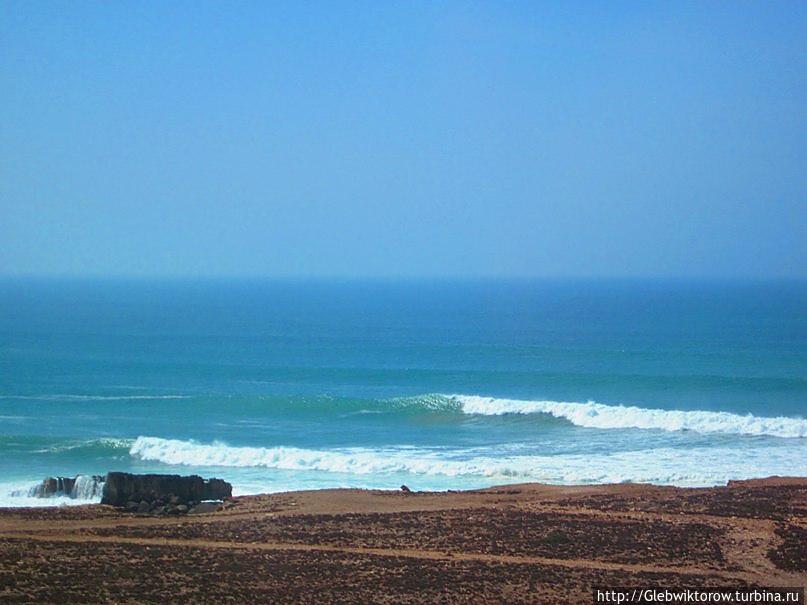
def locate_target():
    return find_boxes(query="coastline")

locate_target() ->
[0,477,804,603]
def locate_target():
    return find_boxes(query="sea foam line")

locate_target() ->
[449,395,807,438]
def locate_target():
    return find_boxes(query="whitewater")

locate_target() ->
[451,395,807,438]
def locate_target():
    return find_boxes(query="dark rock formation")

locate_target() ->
[101,472,232,514]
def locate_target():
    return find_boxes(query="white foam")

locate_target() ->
[129,436,807,487]
[130,437,477,476]
[451,395,807,438]
[0,481,102,508]
[70,475,105,499]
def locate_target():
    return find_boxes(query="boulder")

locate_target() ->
[100,472,232,507]
[189,502,221,514]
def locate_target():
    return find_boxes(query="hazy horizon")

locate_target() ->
[2,274,807,283]
[2,2,805,280]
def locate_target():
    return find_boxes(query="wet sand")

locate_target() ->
[0,477,804,603]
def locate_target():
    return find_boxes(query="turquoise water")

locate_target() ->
[1,278,805,504]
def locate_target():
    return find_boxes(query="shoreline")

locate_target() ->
[4,472,806,509]
[0,476,804,602]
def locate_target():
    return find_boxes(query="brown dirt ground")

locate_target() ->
[0,477,804,603]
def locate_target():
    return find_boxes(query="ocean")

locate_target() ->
[1,278,805,506]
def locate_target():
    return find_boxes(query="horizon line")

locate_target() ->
[0,273,805,283]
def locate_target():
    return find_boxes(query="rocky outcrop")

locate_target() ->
[23,475,105,499]
[101,472,231,515]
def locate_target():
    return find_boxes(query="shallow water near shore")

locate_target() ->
[1,278,805,505]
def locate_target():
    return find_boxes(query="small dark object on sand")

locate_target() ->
[400,485,411,493]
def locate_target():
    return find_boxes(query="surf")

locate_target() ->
[449,395,807,438]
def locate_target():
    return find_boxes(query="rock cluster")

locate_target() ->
[122,496,222,516]
[101,472,232,515]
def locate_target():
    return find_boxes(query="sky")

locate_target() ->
[1,1,805,279]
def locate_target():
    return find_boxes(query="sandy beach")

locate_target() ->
[0,477,803,603]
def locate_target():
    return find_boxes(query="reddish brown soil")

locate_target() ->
[0,477,804,603]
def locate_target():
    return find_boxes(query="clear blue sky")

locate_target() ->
[1,1,805,278]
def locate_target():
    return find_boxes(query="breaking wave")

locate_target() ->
[326,394,805,438]
[129,436,807,487]
[449,395,807,438]
[130,437,482,476]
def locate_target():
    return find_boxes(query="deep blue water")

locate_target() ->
[0,278,805,504]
